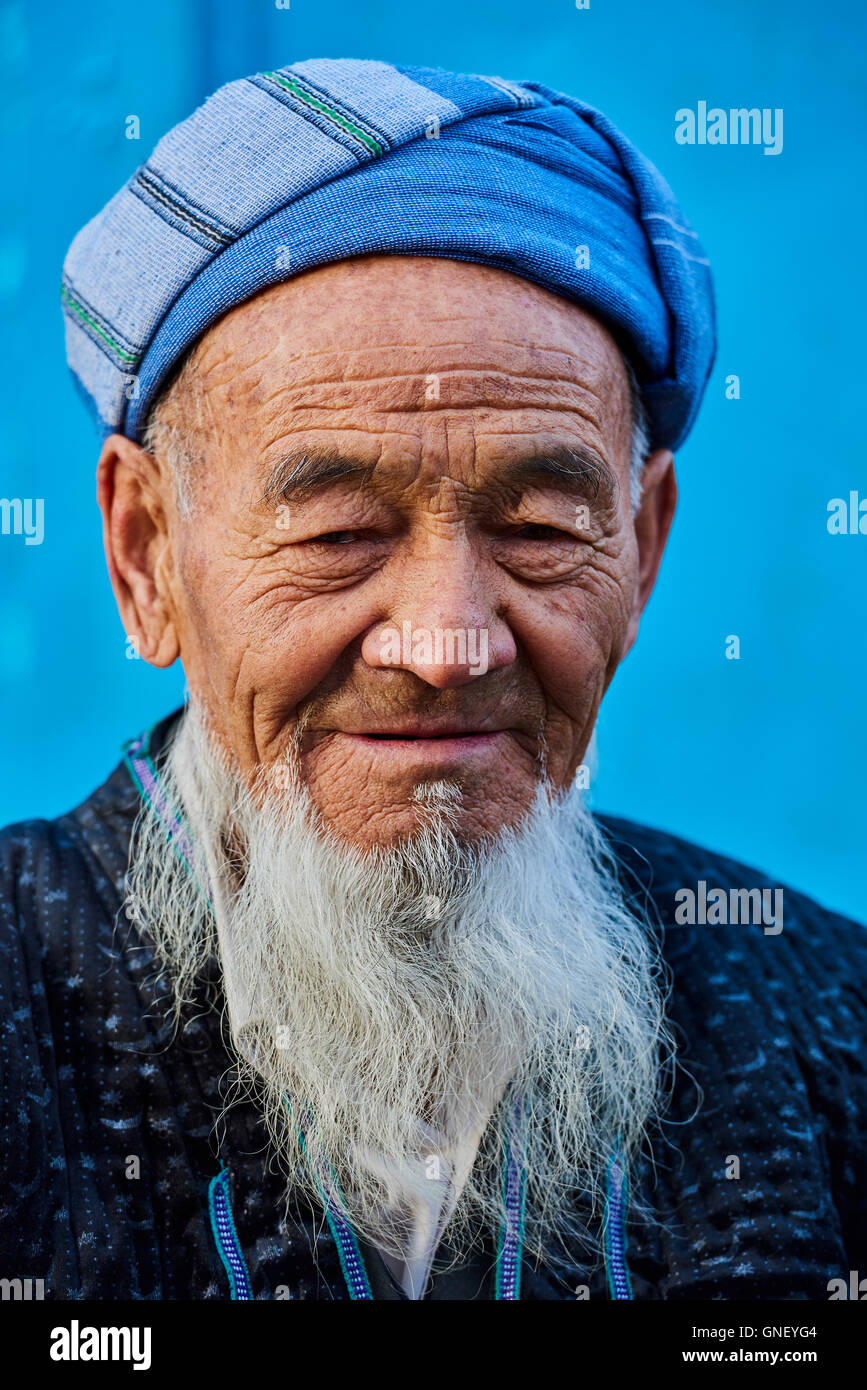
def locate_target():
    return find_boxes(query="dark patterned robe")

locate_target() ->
[1,709,865,1300]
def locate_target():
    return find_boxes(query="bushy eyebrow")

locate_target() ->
[493,446,618,507]
[262,449,373,504]
[261,444,618,508]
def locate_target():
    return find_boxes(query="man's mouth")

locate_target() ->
[359,727,498,740]
[337,727,515,762]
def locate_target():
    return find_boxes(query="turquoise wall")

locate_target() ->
[1,0,863,919]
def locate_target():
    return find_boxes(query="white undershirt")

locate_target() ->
[356,1111,494,1298]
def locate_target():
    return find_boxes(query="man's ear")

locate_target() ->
[621,448,677,657]
[97,433,180,667]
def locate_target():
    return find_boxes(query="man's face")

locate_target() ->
[101,255,674,846]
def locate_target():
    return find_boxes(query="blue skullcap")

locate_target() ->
[62,58,716,451]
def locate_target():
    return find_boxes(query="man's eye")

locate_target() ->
[312,530,362,545]
[513,523,570,541]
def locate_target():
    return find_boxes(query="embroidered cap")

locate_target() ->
[61,58,716,451]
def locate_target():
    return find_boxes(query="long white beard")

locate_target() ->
[125,704,670,1271]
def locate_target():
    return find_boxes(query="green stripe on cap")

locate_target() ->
[262,71,384,156]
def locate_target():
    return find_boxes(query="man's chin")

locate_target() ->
[305,787,538,853]
[298,734,540,847]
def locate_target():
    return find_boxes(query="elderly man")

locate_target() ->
[2,59,865,1303]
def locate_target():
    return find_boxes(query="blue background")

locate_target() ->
[1,0,864,920]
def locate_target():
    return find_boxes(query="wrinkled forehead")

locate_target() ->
[177,256,635,467]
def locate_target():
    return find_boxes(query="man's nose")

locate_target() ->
[360,539,516,689]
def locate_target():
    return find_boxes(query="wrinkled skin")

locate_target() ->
[98,255,676,846]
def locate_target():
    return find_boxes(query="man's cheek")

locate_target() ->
[528,592,624,707]
[573,568,637,678]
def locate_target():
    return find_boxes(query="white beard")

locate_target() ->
[125,703,670,1271]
